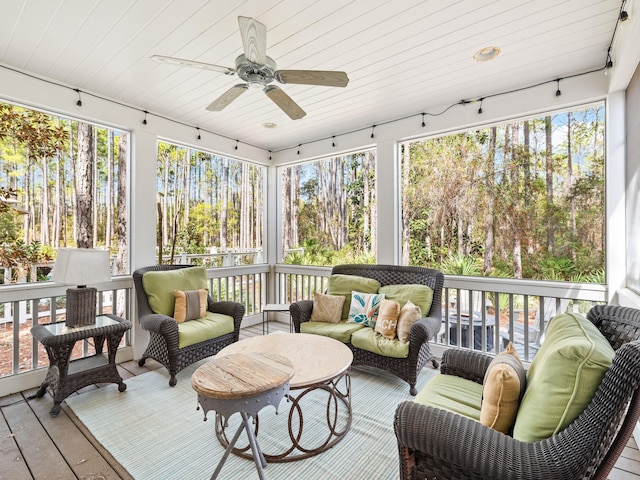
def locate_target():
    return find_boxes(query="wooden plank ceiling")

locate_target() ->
[0,0,623,151]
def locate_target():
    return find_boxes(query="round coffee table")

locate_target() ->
[216,333,353,462]
[192,352,294,479]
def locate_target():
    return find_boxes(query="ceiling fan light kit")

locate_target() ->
[152,16,349,120]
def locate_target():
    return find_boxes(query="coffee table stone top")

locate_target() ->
[217,333,353,388]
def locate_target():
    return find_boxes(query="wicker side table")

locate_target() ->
[31,314,132,416]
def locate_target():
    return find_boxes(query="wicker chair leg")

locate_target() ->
[432,358,439,369]
[169,374,177,387]
[409,384,417,396]
[138,357,146,367]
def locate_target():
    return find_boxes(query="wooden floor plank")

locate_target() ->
[3,397,76,479]
[28,390,124,480]
[0,405,32,479]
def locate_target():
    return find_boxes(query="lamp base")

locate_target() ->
[65,287,97,327]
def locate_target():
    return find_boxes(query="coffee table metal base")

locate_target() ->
[215,369,352,462]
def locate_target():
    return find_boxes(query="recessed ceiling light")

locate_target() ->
[262,122,278,129]
[473,46,501,62]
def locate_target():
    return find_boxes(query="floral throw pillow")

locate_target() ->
[348,291,385,327]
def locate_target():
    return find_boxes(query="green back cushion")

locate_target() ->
[513,312,615,442]
[415,374,483,422]
[142,266,208,317]
[378,284,434,316]
[327,274,381,321]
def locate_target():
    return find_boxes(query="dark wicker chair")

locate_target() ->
[133,265,244,386]
[394,304,640,480]
[290,264,444,395]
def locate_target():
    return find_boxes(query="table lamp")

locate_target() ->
[52,248,112,327]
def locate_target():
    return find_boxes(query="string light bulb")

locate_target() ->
[297,144,301,155]
[196,128,201,140]
[371,125,376,139]
[268,150,272,161]
[620,10,629,22]
[555,79,562,98]
[332,136,336,147]
[75,89,82,108]
[234,140,238,150]
[421,113,426,128]
[477,98,484,115]
[142,111,148,126]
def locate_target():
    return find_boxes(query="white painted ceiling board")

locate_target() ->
[0,0,631,151]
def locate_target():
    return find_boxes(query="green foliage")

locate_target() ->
[403,104,605,284]
[437,253,483,276]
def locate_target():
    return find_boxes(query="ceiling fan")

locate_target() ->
[151,16,349,120]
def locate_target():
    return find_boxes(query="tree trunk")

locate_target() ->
[281,167,291,252]
[76,122,94,248]
[401,144,411,265]
[291,165,299,249]
[220,157,228,250]
[567,112,577,260]
[483,127,496,275]
[106,130,114,250]
[116,134,127,274]
[545,115,554,252]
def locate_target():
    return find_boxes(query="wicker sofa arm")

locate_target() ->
[290,300,313,331]
[394,401,594,480]
[409,315,440,345]
[439,347,494,384]
[139,313,179,336]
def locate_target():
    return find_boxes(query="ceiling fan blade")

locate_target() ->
[206,84,249,111]
[151,55,235,75]
[275,70,349,87]
[264,86,306,120]
[238,16,267,65]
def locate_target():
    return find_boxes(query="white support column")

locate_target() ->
[375,140,399,265]
[266,163,280,302]
[130,129,158,358]
[605,91,626,303]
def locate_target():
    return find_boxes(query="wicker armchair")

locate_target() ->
[133,265,244,386]
[394,304,640,480]
[290,264,444,395]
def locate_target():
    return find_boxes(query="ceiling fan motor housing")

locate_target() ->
[235,54,276,88]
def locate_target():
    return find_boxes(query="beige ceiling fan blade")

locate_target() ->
[264,86,306,120]
[275,70,349,87]
[150,55,236,75]
[206,84,249,111]
[238,16,267,65]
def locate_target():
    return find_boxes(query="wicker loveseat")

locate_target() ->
[133,265,244,386]
[394,305,640,480]
[290,264,444,395]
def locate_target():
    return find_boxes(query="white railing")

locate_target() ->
[0,263,608,383]
[273,265,608,361]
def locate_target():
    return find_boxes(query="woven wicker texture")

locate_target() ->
[290,264,444,395]
[394,304,640,480]
[133,265,245,386]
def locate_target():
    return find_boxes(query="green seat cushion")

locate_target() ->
[142,266,208,317]
[415,374,483,422]
[327,274,381,321]
[177,312,234,349]
[378,284,434,316]
[300,320,365,343]
[513,312,615,442]
[350,327,409,358]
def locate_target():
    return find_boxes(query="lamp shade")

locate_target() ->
[52,248,112,287]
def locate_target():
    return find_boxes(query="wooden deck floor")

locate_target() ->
[1,321,639,479]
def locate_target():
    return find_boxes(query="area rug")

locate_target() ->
[66,361,438,480]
